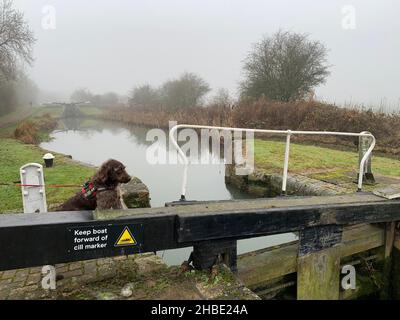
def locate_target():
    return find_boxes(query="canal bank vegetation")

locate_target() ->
[0,106,61,138]
[100,98,400,157]
[0,105,103,142]
[98,31,399,157]
[70,88,126,108]
[254,139,400,178]
[0,138,96,213]
[14,114,57,144]
[0,104,104,213]
[253,139,400,191]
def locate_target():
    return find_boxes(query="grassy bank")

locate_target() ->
[0,106,61,137]
[254,139,400,189]
[0,138,96,213]
[1,103,398,212]
[0,105,104,138]
[0,105,105,213]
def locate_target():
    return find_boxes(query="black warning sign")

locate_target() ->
[67,224,142,253]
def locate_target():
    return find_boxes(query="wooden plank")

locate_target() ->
[391,230,400,299]
[381,222,395,299]
[297,226,342,300]
[373,184,400,200]
[394,228,400,251]
[177,200,400,243]
[297,245,341,300]
[0,211,179,271]
[340,224,384,257]
[298,225,342,256]
[0,194,396,271]
[385,222,396,258]
[237,224,384,288]
[95,193,386,220]
[238,241,298,288]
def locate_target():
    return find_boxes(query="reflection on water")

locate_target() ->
[41,119,296,265]
[43,119,249,206]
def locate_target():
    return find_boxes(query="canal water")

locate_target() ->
[41,118,296,265]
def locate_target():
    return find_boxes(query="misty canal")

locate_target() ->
[41,119,295,265]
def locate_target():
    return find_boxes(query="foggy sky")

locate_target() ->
[13,0,400,109]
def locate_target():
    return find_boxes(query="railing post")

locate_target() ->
[170,124,376,198]
[358,132,375,185]
[281,130,291,195]
[297,225,343,300]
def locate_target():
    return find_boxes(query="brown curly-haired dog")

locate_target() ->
[57,159,131,212]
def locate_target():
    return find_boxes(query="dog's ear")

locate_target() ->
[93,162,112,185]
[97,169,108,185]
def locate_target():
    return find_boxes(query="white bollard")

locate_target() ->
[20,163,48,213]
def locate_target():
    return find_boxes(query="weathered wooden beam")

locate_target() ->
[385,222,396,259]
[238,224,384,290]
[297,246,341,300]
[190,240,237,271]
[379,221,398,299]
[391,229,400,299]
[0,210,180,271]
[176,200,400,242]
[340,224,385,257]
[0,194,397,271]
[296,225,342,300]
[238,240,298,288]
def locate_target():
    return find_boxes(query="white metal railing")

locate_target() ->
[169,124,376,201]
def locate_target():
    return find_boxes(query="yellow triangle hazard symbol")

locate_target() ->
[115,227,137,247]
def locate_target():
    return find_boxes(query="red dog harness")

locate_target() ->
[81,182,110,200]
[82,182,97,199]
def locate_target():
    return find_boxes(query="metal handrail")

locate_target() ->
[169,124,376,200]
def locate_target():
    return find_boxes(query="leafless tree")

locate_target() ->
[0,0,35,81]
[209,88,232,107]
[161,72,210,110]
[129,84,161,108]
[70,88,94,103]
[240,30,330,102]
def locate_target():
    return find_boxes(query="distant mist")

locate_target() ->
[12,0,400,110]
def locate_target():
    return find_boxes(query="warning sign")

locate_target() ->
[115,226,137,247]
[67,224,142,254]
[71,227,109,251]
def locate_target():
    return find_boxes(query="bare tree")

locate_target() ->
[129,84,161,108]
[161,72,210,110]
[0,69,38,115]
[209,88,232,107]
[70,88,94,103]
[100,92,120,107]
[0,0,35,80]
[240,30,330,102]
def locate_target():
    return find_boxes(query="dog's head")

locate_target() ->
[93,159,131,187]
